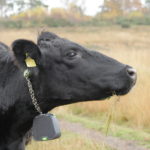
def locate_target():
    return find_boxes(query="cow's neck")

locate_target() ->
[0,66,38,146]
[0,62,62,150]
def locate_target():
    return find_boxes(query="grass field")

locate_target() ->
[27,131,113,150]
[0,26,150,149]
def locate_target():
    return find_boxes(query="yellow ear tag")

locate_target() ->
[25,56,37,67]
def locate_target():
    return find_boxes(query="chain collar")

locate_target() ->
[24,69,42,114]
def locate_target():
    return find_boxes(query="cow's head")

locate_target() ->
[12,32,137,112]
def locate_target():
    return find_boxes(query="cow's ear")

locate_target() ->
[12,39,41,68]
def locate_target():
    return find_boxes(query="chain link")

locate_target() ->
[24,70,42,114]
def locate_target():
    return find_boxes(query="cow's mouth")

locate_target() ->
[107,80,136,98]
[111,82,136,97]
[103,89,130,101]
[115,88,131,96]
[113,72,137,97]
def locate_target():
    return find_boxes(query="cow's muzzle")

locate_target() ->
[126,66,137,86]
[113,66,137,96]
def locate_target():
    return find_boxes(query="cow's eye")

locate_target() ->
[66,51,77,58]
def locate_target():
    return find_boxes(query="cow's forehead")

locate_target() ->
[38,32,85,58]
[38,32,80,48]
[56,38,83,51]
[38,32,58,41]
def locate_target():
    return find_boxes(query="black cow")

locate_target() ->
[0,32,137,150]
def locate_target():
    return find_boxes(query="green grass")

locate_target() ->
[27,131,113,150]
[57,113,150,148]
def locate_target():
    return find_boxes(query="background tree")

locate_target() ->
[28,0,47,9]
[100,0,123,19]
[13,0,48,14]
[61,0,86,15]
[68,2,84,15]
[100,0,143,18]
[14,0,26,13]
[120,0,132,14]
[145,0,150,13]
[146,0,150,7]
[0,0,13,17]
[0,0,7,17]
[131,0,142,10]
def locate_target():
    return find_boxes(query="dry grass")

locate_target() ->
[27,131,112,150]
[1,26,150,129]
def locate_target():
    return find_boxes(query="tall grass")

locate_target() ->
[27,131,113,150]
[27,131,112,150]
[1,26,150,129]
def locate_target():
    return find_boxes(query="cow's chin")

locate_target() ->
[115,88,131,96]
[100,85,135,100]
[109,85,135,97]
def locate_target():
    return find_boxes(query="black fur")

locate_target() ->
[0,32,136,150]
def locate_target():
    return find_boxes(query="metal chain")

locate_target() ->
[24,69,42,114]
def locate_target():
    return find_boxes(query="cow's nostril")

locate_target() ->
[126,67,137,81]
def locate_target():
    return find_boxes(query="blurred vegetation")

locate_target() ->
[0,0,150,28]
[56,112,150,148]
[27,131,113,150]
